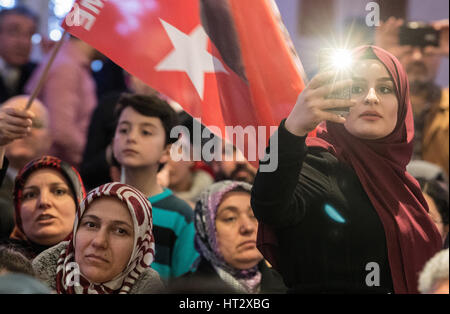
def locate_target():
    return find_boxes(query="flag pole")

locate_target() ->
[25,29,68,110]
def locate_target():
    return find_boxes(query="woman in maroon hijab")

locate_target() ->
[251,46,442,294]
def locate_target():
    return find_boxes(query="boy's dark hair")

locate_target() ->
[0,6,39,28]
[114,93,179,146]
[0,246,35,276]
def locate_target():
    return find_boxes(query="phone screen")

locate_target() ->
[318,49,352,115]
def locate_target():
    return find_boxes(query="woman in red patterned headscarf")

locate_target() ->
[0,156,85,259]
[252,46,442,294]
[32,182,164,294]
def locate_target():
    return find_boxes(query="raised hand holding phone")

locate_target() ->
[318,48,354,116]
[285,70,355,137]
[285,49,356,137]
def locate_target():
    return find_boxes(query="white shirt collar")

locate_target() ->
[0,57,20,90]
[0,57,8,74]
[6,166,19,181]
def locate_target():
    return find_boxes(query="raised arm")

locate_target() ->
[251,71,354,228]
[0,104,34,169]
[251,120,308,228]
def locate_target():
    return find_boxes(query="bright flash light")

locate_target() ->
[330,49,353,71]
[49,29,62,41]
[52,0,76,18]
[0,0,16,8]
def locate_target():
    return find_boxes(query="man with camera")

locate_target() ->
[376,17,449,175]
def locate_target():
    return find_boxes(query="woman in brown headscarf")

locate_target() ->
[251,46,442,294]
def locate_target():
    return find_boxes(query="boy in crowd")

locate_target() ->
[112,94,199,280]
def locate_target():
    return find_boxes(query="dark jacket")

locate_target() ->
[170,257,287,294]
[80,91,123,190]
[0,157,14,238]
[0,62,37,103]
[251,122,394,294]
[0,157,7,187]
[0,238,50,260]
[0,169,14,239]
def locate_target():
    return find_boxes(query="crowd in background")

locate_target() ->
[0,5,448,294]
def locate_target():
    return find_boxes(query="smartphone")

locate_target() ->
[318,48,351,116]
[399,22,440,47]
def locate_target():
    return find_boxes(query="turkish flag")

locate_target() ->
[63,0,305,166]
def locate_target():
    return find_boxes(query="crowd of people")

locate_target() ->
[0,6,448,294]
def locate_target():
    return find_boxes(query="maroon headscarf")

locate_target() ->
[257,45,442,294]
[304,45,442,293]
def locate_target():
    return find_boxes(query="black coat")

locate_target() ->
[169,257,287,294]
[0,157,7,187]
[79,91,123,190]
[0,158,14,239]
[251,121,394,293]
[0,62,37,103]
[0,238,50,260]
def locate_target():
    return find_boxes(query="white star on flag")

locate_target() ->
[155,19,228,100]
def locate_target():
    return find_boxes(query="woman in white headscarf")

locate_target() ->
[32,182,164,294]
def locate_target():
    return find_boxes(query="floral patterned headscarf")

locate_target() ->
[194,180,262,292]
[55,182,155,294]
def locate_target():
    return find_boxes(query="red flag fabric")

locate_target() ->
[63,0,305,165]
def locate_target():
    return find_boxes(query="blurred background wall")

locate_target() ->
[275,0,449,86]
[1,0,448,87]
